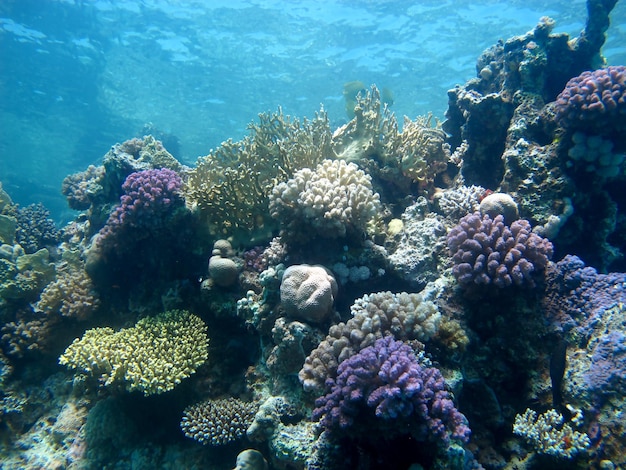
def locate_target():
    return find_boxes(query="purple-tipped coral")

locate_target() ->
[95,168,183,250]
[313,336,470,444]
[555,66,626,134]
[447,212,553,288]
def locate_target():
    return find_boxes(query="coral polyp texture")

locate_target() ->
[447,212,553,288]
[299,291,440,392]
[94,168,184,252]
[269,159,381,242]
[180,397,259,446]
[279,264,338,323]
[59,310,209,395]
[313,336,470,444]
[555,65,626,135]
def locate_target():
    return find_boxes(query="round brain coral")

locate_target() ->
[447,212,553,288]
[555,66,626,135]
[280,264,338,323]
[269,159,381,242]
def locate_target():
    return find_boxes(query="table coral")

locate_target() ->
[269,159,381,243]
[299,291,440,393]
[447,212,553,288]
[180,397,258,445]
[59,310,209,395]
[313,336,470,444]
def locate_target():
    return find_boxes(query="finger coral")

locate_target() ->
[180,397,259,445]
[313,336,470,444]
[447,212,553,288]
[269,159,381,242]
[59,310,209,395]
[299,291,440,393]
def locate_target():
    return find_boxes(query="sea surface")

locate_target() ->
[1,0,624,222]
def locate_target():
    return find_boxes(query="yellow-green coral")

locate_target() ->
[183,107,332,242]
[59,310,209,395]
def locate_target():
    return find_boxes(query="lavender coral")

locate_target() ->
[313,336,470,444]
[447,212,553,288]
[94,168,183,252]
[555,65,626,135]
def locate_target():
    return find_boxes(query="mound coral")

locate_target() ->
[59,310,209,395]
[447,212,553,288]
[180,397,259,445]
[299,291,440,392]
[280,264,338,323]
[313,336,470,444]
[269,159,381,242]
[555,65,626,135]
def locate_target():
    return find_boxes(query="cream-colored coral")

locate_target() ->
[280,265,338,323]
[183,108,332,241]
[269,159,381,241]
[34,263,99,320]
[59,310,209,395]
[299,291,441,392]
[513,408,590,458]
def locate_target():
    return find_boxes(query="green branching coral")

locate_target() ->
[59,310,209,395]
[183,107,333,242]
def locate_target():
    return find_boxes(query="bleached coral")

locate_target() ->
[59,310,209,395]
[269,159,381,242]
[299,291,441,392]
[513,408,591,458]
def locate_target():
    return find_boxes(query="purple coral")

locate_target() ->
[584,331,626,395]
[555,66,626,134]
[447,212,553,288]
[313,336,470,445]
[96,168,183,250]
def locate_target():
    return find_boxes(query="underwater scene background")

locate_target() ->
[1,0,626,469]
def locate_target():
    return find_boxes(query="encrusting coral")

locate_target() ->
[180,397,259,445]
[269,159,381,242]
[299,291,441,393]
[59,310,209,395]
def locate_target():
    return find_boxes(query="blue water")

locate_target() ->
[0,0,624,222]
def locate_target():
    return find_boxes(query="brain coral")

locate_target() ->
[447,212,553,288]
[59,310,208,395]
[555,65,626,135]
[180,397,259,445]
[299,291,441,393]
[269,159,381,242]
[280,264,338,323]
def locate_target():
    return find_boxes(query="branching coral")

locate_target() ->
[269,159,381,242]
[14,203,60,254]
[313,336,470,444]
[59,310,209,395]
[180,397,259,445]
[299,291,440,393]
[183,108,332,241]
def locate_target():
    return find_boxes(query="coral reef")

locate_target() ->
[269,159,381,243]
[279,264,338,323]
[566,131,625,178]
[59,310,209,395]
[14,203,60,254]
[180,397,258,445]
[447,212,553,288]
[299,290,440,393]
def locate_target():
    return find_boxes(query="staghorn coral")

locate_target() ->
[513,408,590,458]
[180,397,258,446]
[59,310,209,395]
[183,108,332,241]
[555,65,626,136]
[313,336,470,444]
[280,264,338,323]
[299,291,440,393]
[447,212,553,288]
[269,159,381,242]
[34,262,99,320]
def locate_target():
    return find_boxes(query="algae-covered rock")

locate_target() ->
[0,214,17,245]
